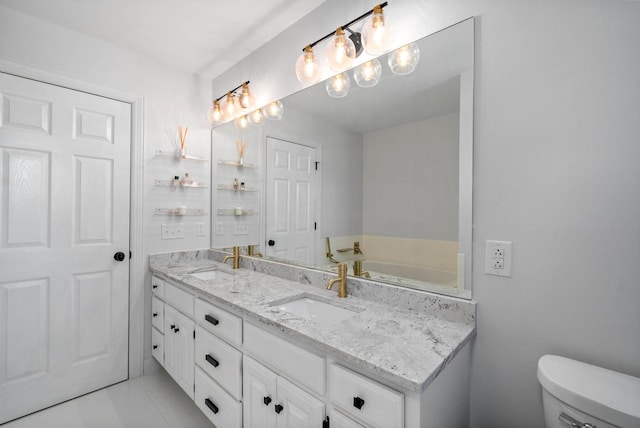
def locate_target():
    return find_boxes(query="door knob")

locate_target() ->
[268,240,275,246]
[114,252,126,261]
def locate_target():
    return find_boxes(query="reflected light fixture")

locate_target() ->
[296,2,388,84]
[247,108,266,125]
[326,27,356,71]
[263,100,284,120]
[354,59,382,88]
[239,82,255,110]
[223,92,238,117]
[234,114,249,129]
[326,73,351,98]
[209,80,254,124]
[388,42,420,75]
[361,4,393,55]
[295,46,321,84]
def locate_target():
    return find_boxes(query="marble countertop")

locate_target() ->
[150,256,475,393]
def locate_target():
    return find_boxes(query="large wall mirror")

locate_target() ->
[211,18,474,299]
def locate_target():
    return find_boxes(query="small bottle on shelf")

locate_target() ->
[173,175,180,187]
[180,173,193,186]
[240,181,245,190]
[233,178,239,191]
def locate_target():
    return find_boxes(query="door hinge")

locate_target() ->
[314,222,317,230]
[315,161,319,171]
[129,251,132,259]
[193,330,196,339]
[323,416,330,428]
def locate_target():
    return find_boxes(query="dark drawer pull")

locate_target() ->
[205,314,219,326]
[274,404,283,414]
[152,345,158,350]
[263,396,272,406]
[174,327,180,333]
[205,354,220,368]
[353,396,365,410]
[204,398,219,414]
[152,284,158,289]
[170,324,175,331]
[152,312,158,317]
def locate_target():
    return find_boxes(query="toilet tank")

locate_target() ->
[537,355,640,428]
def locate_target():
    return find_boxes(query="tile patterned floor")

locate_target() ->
[2,369,213,428]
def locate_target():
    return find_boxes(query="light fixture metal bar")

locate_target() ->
[213,80,250,102]
[303,2,388,51]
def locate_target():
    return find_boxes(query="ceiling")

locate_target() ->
[0,0,326,78]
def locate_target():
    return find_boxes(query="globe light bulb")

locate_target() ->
[388,42,420,75]
[234,115,249,129]
[223,92,238,117]
[362,5,393,55]
[208,100,223,123]
[248,108,265,125]
[325,73,351,98]
[262,100,283,120]
[354,59,382,88]
[326,27,356,71]
[239,82,255,110]
[295,46,321,84]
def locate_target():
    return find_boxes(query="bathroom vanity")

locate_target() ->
[150,250,475,428]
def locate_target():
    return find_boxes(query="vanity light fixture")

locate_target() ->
[295,2,389,84]
[234,114,249,129]
[388,42,420,75]
[354,58,382,87]
[209,99,223,123]
[262,100,284,120]
[208,80,252,124]
[239,82,255,109]
[326,72,351,98]
[247,108,266,125]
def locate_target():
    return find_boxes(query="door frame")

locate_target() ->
[0,59,145,378]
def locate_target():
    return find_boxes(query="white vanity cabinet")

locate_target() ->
[243,355,325,428]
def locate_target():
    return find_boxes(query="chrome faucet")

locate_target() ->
[326,263,348,298]
[222,246,240,269]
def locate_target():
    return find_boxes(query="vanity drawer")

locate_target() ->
[329,364,404,428]
[244,321,325,396]
[195,298,242,347]
[195,366,242,428]
[164,282,194,318]
[151,327,164,366]
[195,325,242,400]
[151,296,164,331]
[329,409,365,428]
[151,276,165,299]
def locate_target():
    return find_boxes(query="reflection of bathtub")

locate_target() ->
[361,261,457,287]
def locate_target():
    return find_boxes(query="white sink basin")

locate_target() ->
[189,270,234,282]
[272,296,358,325]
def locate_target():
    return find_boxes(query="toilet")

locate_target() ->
[537,355,640,428]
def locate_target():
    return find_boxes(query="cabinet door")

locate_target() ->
[164,305,195,399]
[276,376,325,428]
[244,356,277,428]
[329,409,364,428]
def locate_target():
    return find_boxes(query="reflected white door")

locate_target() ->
[265,138,316,264]
[0,73,131,423]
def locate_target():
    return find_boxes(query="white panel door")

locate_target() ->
[243,355,277,428]
[265,137,316,264]
[0,72,131,423]
[277,376,325,428]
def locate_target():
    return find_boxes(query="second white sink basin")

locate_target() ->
[189,270,234,282]
[273,296,358,325]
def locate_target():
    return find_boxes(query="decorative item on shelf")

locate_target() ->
[295,3,389,83]
[173,175,180,187]
[180,172,193,186]
[388,42,420,75]
[234,207,243,216]
[177,125,189,158]
[236,139,248,165]
[326,72,351,98]
[176,206,187,216]
[240,181,245,190]
[233,178,239,191]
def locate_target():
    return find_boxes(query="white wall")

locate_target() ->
[211,0,640,426]
[363,112,459,240]
[0,5,212,371]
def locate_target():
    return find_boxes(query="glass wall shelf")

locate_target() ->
[154,150,208,162]
[217,209,257,216]
[217,184,257,192]
[217,159,258,169]
[154,208,207,216]
[155,179,207,188]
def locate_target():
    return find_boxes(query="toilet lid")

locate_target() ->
[537,355,640,428]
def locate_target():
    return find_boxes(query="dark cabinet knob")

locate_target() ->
[268,240,275,246]
[152,345,158,350]
[205,398,219,414]
[174,327,180,333]
[114,252,126,261]
[274,404,284,414]
[152,284,158,289]
[263,396,272,406]
[170,324,176,330]
[152,312,158,317]
[353,396,365,409]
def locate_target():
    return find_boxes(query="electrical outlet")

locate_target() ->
[233,223,249,235]
[215,222,223,236]
[485,240,512,277]
[196,222,205,237]
[162,223,184,240]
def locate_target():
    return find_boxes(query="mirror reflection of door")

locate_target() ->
[265,137,316,264]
